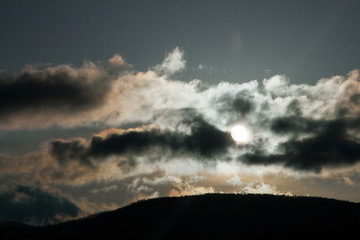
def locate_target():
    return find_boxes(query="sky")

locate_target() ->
[1,0,360,225]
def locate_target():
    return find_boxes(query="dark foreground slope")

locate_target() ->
[2,194,360,239]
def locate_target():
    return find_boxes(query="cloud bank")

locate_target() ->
[2,47,360,224]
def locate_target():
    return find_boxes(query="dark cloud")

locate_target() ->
[270,117,324,135]
[50,139,90,166]
[0,66,110,119]
[88,129,178,157]
[49,114,233,166]
[244,118,360,171]
[0,55,136,129]
[270,116,360,135]
[214,91,253,117]
[0,186,79,225]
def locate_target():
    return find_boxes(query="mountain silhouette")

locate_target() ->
[2,193,360,239]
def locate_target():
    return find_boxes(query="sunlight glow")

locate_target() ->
[231,125,251,143]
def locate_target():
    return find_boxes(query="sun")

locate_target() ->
[231,125,251,143]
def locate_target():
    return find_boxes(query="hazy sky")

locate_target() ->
[1,0,360,83]
[1,0,360,225]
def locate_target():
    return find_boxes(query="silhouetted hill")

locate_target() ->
[2,194,360,239]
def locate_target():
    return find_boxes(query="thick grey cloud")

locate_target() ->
[49,112,233,166]
[0,70,105,114]
[0,56,131,129]
[243,118,360,172]
[0,66,108,115]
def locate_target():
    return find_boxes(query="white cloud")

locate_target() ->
[154,47,186,75]
[242,182,282,195]
[226,175,243,186]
